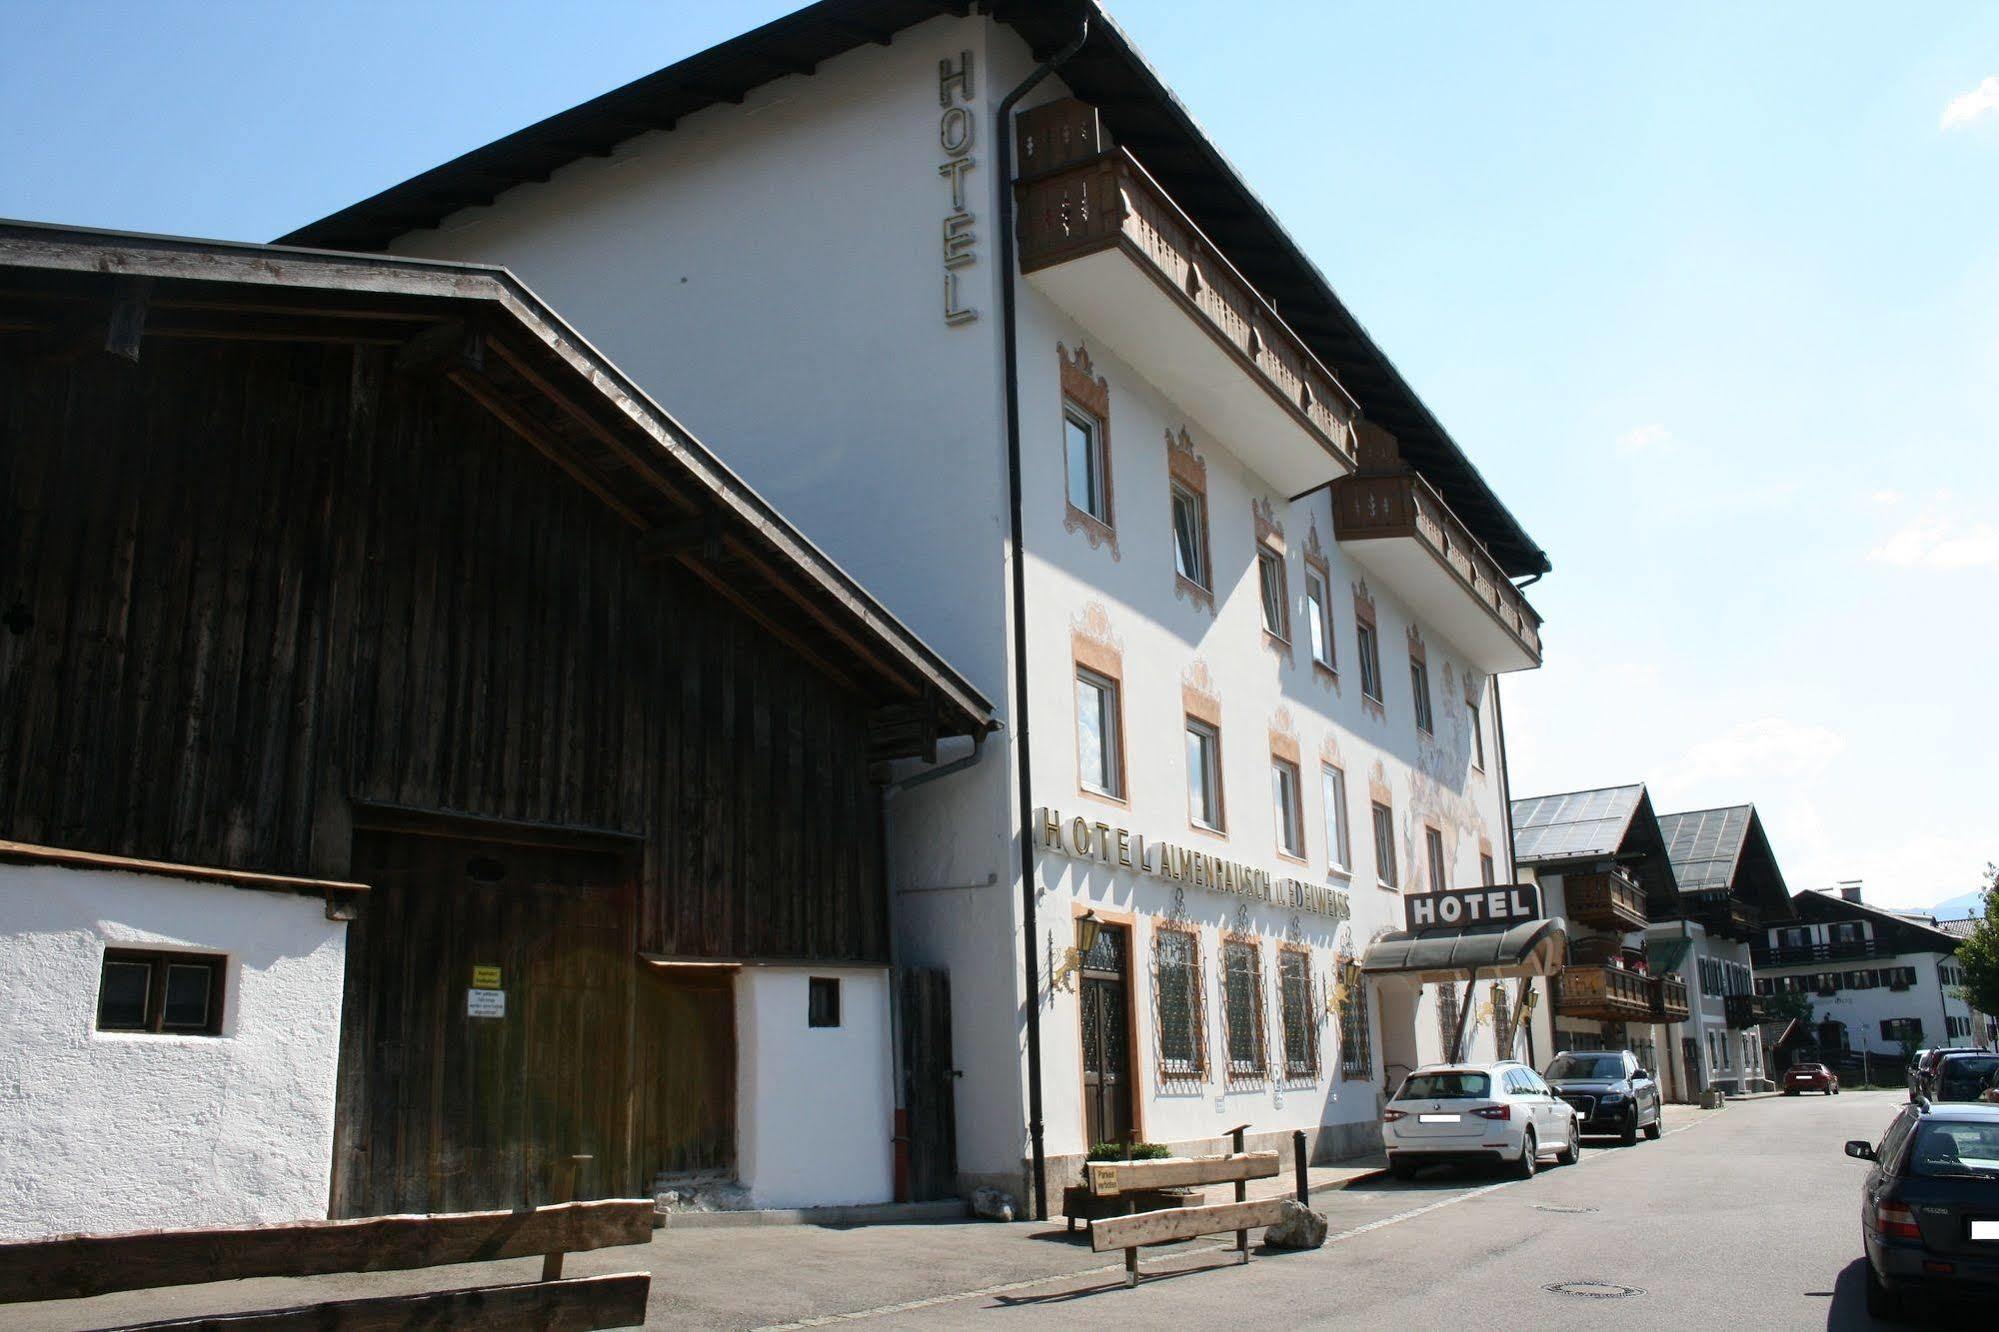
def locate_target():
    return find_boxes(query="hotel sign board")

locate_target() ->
[1037,807,1350,921]
[1404,883,1541,935]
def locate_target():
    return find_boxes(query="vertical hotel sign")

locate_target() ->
[937,51,978,325]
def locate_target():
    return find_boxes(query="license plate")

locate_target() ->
[1973,1220,1999,1242]
[1419,1113,1459,1124]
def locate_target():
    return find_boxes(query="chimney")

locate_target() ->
[1837,880,1863,904]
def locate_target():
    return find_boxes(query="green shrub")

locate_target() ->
[1086,1141,1171,1161]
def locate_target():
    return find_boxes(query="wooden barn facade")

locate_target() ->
[0,224,991,1220]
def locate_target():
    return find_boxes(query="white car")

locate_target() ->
[1383,1061,1580,1179]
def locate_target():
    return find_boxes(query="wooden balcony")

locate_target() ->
[1650,975,1690,1023]
[1014,114,1358,498]
[1564,869,1647,932]
[1554,964,1654,1023]
[1672,891,1760,941]
[1724,993,1768,1030]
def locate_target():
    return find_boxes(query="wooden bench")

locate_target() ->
[0,1197,657,1329]
[1084,1126,1300,1288]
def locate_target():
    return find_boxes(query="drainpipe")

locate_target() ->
[997,14,1091,1225]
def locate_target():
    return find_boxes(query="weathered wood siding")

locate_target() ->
[0,339,886,963]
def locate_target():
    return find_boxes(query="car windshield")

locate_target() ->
[1398,1072,1491,1101]
[1907,1122,1999,1178]
[1545,1054,1623,1080]
[1935,1059,1999,1100]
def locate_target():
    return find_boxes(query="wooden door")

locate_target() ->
[899,968,958,1201]
[1080,923,1133,1150]
[633,966,736,1179]
[335,831,635,1217]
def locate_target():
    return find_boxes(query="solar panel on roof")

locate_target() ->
[1509,785,1644,863]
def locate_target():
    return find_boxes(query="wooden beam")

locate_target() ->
[395,318,484,376]
[676,555,861,696]
[637,515,726,563]
[1086,1152,1279,1196]
[0,1200,656,1303]
[445,369,649,530]
[103,1272,651,1331]
[721,536,917,698]
[1088,1197,1290,1253]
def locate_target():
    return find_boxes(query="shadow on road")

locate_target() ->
[1823,1257,1986,1329]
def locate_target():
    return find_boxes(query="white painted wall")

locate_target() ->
[735,966,895,1209]
[0,863,346,1240]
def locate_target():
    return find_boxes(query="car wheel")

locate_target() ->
[1512,1129,1538,1179]
[1864,1259,1903,1320]
[1555,1122,1580,1165]
[1619,1115,1639,1147]
[1642,1116,1662,1141]
[1832,1086,1840,1095]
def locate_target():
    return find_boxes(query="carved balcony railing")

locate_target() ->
[1670,890,1760,940]
[1565,868,1647,933]
[1650,975,1691,1023]
[1014,146,1358,471]
[1751,938,1885,968]
[1554,964,1655,1023]
[1328,470,1543,668]
[1724,993,1769,1030]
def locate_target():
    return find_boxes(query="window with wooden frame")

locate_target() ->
[1221,937,1268,1084]
[1425,825,1448,891]
[1271,756,1305,860]
[1074,666,1124,800]
[807,976,842,1028]
[1185,717,1225,831]
[1410,654,1434,735]
[1480,852,1496,886]
[1256,544,1289,641]
[1337,964,1372,1080]
[1356,618,1382,703]
[1371,801,1398,888]
[1467,696,1486,771]
[1277,947,1319,1084]
[1152,925,1209,1090]
[1321,764,1351,875]
[1304,562,1335,672]
[1064,406,1109,525]
[1171,482,1209,592]
[96,948,226,1035]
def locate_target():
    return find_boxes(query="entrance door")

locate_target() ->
[335,830,635,1217]
[634,964,736,1180]
[1079,922,1133,1150]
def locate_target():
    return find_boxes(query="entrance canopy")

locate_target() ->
[1359,917,1568,982]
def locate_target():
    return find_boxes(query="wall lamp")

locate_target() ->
[1050,910,1102,993]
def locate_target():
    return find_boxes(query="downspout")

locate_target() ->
[997,14,1091,1224]
[1492,677,1534,1068]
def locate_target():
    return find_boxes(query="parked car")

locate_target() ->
[1915,1048,1994,1103]
[1929,1052,1999,1104]
[1542,1050,1663,1145]
[1845,1101,1999,1318]
[1784,1062,1840,1096]
[1908,1049,1933,1099]
[1383,1061,1579,1180]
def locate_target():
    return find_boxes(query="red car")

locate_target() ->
[1785,1062,1840,1096]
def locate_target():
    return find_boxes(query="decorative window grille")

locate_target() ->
[1152,925,1209,1091]
[1436,981,1463,1059]
[1221,937,1268,1085]
[1492,984,1513,1059]
[1278,947,1319,1084]
[1336,963,1373,1080]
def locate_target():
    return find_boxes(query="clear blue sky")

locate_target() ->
[5,2,1994,910]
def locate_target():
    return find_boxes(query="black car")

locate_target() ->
[1542,1050,1662,1145]
[1846,1101,1999,1318]
[1928,1051,1999,1104]
[1913,1047,1992,1102]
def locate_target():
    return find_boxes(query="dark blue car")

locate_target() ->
[1846,1100,1999,1319]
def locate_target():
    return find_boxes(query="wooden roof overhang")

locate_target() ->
[275,0,1550,580]
[0,222,995,758]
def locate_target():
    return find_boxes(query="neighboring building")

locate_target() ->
[283,2,1555,1212]
[1511,785,1693,1099]
[0,225,992,1224]
[1655,805,1797,1094]
[1755,886,1991,1065]
[1933,916,1999,1046]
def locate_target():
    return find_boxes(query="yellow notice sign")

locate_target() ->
[471,965,502,990]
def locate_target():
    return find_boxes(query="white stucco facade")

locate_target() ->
[1757,904,1983,1061]
[734,966,896,1208]
[0,861,347,1239]
[391,11,1540,1203]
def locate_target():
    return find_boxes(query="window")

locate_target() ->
[1075,668,1123,798]
[96,949,225,1035]
[1257,545,1288,640]
[1063,406,1109,524]
[1278,949,1318,1082]
[1272,758,1305,858]
[1304,565,1334,669]
[1186,718,1224,831]
[808,976,841,1028]
[1479,853,1496,886]
[1171,482,1209,590]
[1410,658,1434,734]
[1371,802,1397,887]
[1337,966,1372,1079]
[1321,765,1351,874]
[1153,927,1208,1086]
[1425,827,1448,891]
[1222,939,1267,1083]
[1356,619,1383,701]
[1468,699,1485,770]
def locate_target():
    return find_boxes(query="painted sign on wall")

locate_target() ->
[1037,807,1350,920]
[1403,883,1541,934]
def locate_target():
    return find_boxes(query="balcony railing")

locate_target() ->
[1554,964,1655,1023]
[1328,471,1543,666]
[1724,993,1769,1030]
[1014,145,1358,471]
[1565,868,1647,933]
[1752,939,1885,968]
[1668,890,1760,940]
[1650,975,1690,1022]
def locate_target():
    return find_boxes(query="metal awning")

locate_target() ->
[1359,917,1568,981]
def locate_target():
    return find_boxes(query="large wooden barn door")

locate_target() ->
[633,965,736,1179]
[335,829,636,1217]
[899,968,958,1201]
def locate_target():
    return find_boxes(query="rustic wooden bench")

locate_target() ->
[1084,1126,1302,1288]
[0,1197,657,1329]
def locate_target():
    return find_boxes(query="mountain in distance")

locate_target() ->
[1926,889,1987,921]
